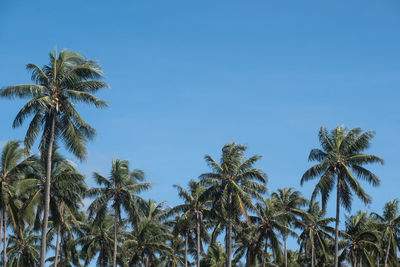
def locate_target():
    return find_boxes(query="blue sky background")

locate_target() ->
[1,0,400,264]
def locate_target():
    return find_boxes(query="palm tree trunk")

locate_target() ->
[113,209,118,267]
[0,206,3,266]
[263,242,267,267]
[54,224,61,267]
[334,177,341,267]
[352,250,356,267]
[226,194,232,267]
[3,209,7,267]
[311,235,315,267]
[184,230,188,267]
[40,113,56,267]
[384,238,391,267]
[196,213,201,267]
[284,234,288,267]
[60,232,63,265]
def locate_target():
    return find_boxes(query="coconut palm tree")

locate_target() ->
[233,224,263,266]
[271,187,306,267]
[88,159,150,267]
[6,227,41,267]
[0,48,108,267]
[123,200,172,267]
[202,243,226,267]
[371,199,400,267]
[16,148,86,267]
[296,202,334,267]
[199,142,267,267]
[301,126,384,267]
[172,180,211,267]
[253,198,288,267]
[340,211,381,267]
[0,141,35,266]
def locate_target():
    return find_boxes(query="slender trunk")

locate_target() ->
[54,224,61,267]
[184,230,188,267]
[196,213,201,267]
[60,232,63,266]
[3,209,7,267]
[284,234,288,267]
[334,177,341,267]
[113,209,118,267]
[384,237,391,267]
[145,256,149,267]
[360,255,362,267]
[40,113,56,267]
[0,206,3,266]
[226,194,232,267]
[263,242,267,267]
[311,234,315,267]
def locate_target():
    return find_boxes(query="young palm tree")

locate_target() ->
[202,243,226,267]
[296,202,334,267]
[301,126,384,267]
[371,199,400,267]
[88,159,151,267]
[271,187,306,267]
[0,48,108,267]
[0,141,34,266]
[172,180,211,267]
[6,227,41,267]
[199,142,267,267]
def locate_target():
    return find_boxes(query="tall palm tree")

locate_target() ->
[0,48,108,267]
[301,126,384,267]
[88,159,151,267]
[172,180,211,267]
[0,141,34,266]
[271,187,306,267]
[372,199,400,267]
[340,211,381,267]
[296,202,334,267]
[199,142,267,267]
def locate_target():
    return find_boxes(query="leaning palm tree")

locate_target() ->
[88,159,151,267]
[199,142,267,267]
[0,48,108,267]
[271,187,306,267]
[0,141,34,266]
[301,126,384,267]
[172,180,211,267]
[371,199,400,267]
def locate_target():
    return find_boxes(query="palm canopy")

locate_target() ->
[301,126,384,211]
[0,48,108,160]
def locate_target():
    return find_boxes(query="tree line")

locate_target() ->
[0,49,396,267]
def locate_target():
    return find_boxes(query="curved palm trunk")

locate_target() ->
[40,114,56,267]
[3,208,7,267]
[196,213,201,267]
[54,224,61,267]
[384,237,391,267]
[184,230,188,267]
[334,178,340,267]
[113,209,119,267]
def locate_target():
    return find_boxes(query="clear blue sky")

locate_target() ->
[1,0,400,263]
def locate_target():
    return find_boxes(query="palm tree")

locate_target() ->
[340,211,381,267]
[233,224,263,266]
[271,187,306,267]
[0,48,108,267]
[88,159,151,267]
[296,202,334,267]
[199,142,267,267]
[202,243,226,267]
[16,149,86,267]
[78,214,116,267]
[6,227,41,267]
[172,180,211,267]
[372,199,400,267]
[0,141,34,266]
[123,200,172,267]
[301,126,384,267]
[253,198,288,267]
